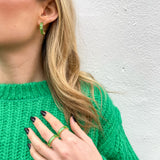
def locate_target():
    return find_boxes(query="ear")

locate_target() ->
[38,0,58,26]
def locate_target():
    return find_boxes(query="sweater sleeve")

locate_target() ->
[94,85,139,160]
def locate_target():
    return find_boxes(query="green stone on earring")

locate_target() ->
[40,22,45,35]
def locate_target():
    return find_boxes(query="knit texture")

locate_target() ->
[0,80,139,160]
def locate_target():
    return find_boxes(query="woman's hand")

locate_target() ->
[24,111,102,160]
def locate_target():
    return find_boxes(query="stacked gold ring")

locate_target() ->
[47,125,69,148]
[47,134,59,148]
[57,126,68,137]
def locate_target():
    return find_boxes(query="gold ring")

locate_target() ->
[47,134,59,148]
[57,126,69,137]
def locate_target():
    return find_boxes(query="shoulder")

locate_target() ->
[79,79,106,103]
[79,80,122,124]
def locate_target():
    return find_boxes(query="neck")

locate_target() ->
[0,38,46,84]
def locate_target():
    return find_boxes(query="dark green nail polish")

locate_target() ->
[41,110,46,116]
[30,116,35,123]
[27,143,31,150]
[24,128,29,134]
[71,114,77,122]
[73,116,77,122]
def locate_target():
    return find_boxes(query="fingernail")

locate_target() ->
[30,116,36,123]
[71,114,77,122]
[41,110,46,116]
[73,116,77,122]
[24,128,29,134]
[27,143,31,150]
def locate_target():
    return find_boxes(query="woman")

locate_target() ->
[0,0,139,159]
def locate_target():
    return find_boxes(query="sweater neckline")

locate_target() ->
[0,80,52,100]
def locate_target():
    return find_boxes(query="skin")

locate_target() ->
[26,111,103,160]
[0,0,103,159]
[0,0,58,83]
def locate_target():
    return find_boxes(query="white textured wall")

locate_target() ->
[74,0,160,159]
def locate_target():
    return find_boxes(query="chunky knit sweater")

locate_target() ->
[0,80,139,160]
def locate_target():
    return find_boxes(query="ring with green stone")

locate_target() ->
[47,134,59,148]
[57,126,69,137]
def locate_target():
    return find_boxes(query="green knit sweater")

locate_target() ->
[0,80,139,160]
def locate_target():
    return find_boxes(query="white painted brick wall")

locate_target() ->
[74,0,160,159]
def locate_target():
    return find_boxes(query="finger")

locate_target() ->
[70,116,94,145]
[40,111,77,140]
[30,116,62,149]
[26,128,57,159]
[29,143,47,160]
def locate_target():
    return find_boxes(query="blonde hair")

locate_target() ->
[41,0,111,134]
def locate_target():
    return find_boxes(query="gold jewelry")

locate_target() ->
[47,126,69,148]
[47,134,59,148]
[57,126,69,137]
[40,22,46,35]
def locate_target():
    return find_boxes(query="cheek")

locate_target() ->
[0,0,37,21]
[0,0,39,44]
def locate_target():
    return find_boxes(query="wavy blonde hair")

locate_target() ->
[41,0,112,134]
